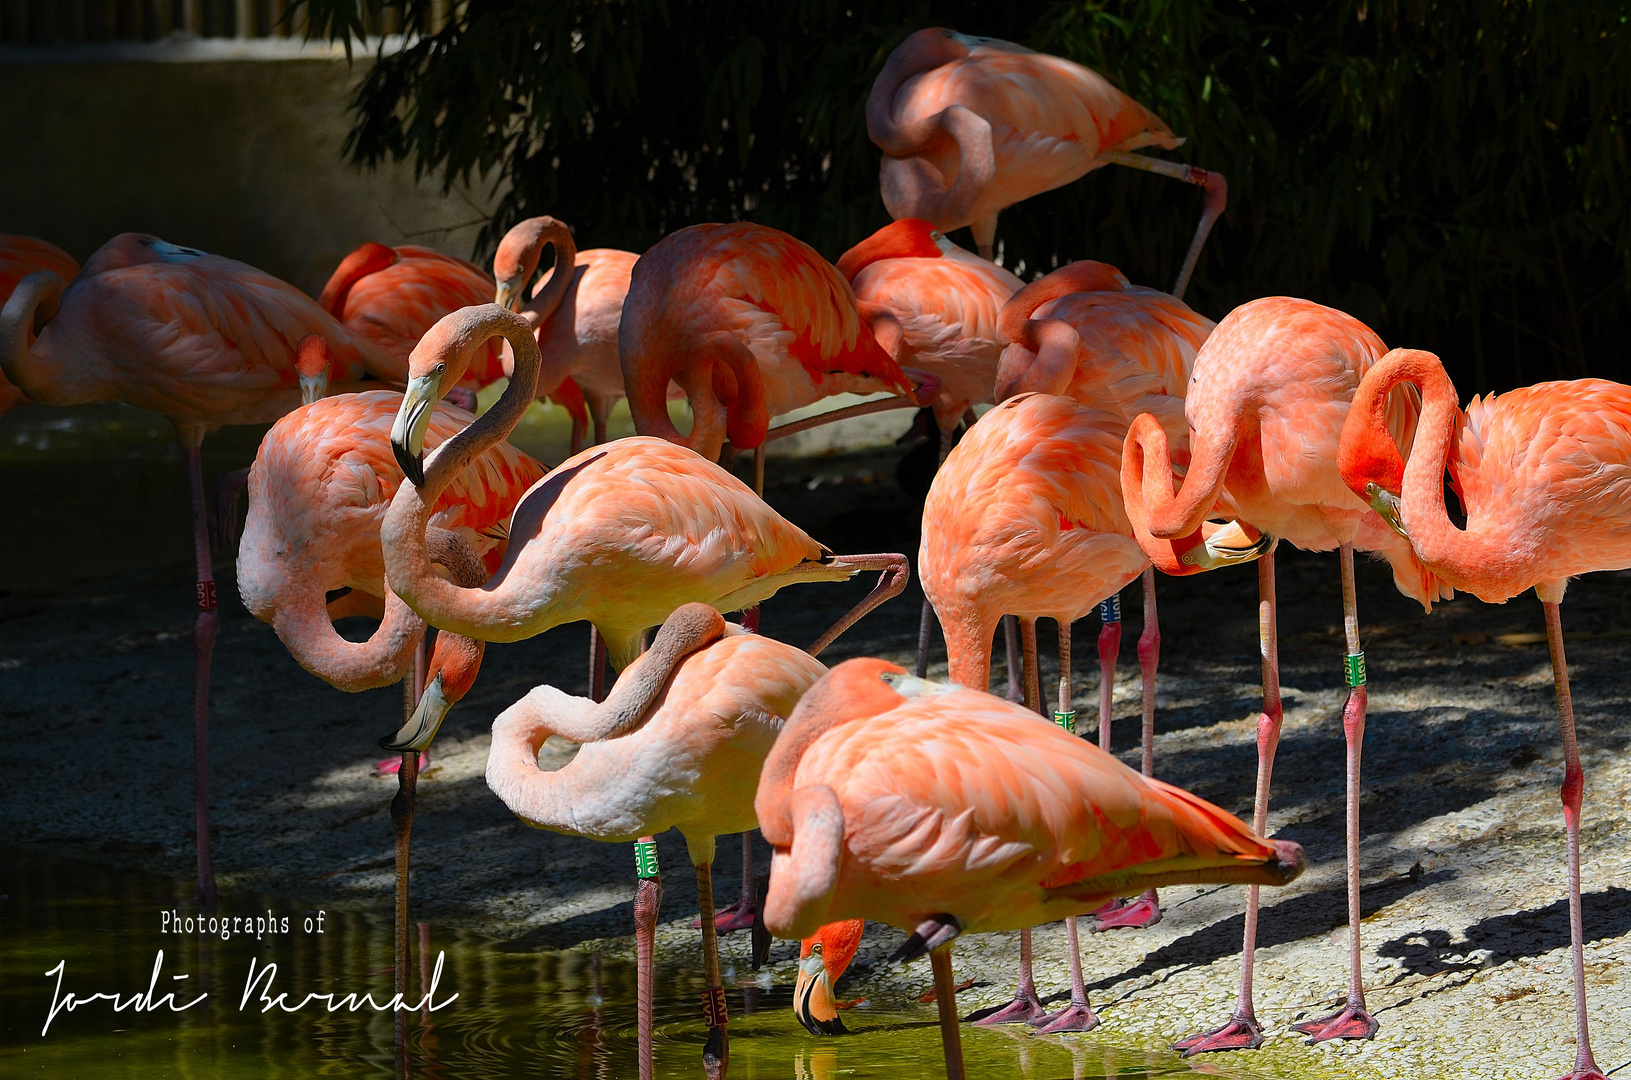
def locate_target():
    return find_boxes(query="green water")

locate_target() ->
[0,849,1208,1079]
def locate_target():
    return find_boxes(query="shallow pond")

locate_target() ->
[1,848,1220,1079]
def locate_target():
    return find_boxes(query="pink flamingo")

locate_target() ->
[921,390,1268,1033]
[0,235,79,419]
[755,657,1307,1080]
[492,217,640,446]
[487,603,828,1080]
[1341,350,1631,1080]
[1120,297,1448,1053]
[866,28,1226,292]
[0,232,397,903]
[992,259,1216,931]
[618,221,935,473]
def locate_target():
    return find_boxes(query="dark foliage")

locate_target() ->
[296,0,1630,392]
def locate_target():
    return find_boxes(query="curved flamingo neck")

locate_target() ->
[1126,393,1242,540]
[865,29,968,155]
[271,584,424,693]
[317,242,396,316]
[494,217,570,293]
[1339,348,1414,500]
[996,261,1127,346]
[0,271,78,405]
[755,660,906,847]
[835,219,942,280]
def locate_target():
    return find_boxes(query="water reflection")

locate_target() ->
[1,850,1217,1079]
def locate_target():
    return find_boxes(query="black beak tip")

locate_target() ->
[393,442,425,487]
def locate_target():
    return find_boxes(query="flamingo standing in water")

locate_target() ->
[756,657,1306,1080]
[1341,351,1631,1080]
[0,232,397,903]
[492,216,640,447]
[0,235,79,419]
[1120,297,1448,1053]
[920,391,1268,1032]
[618,221,935,474]
[866,28,1226,293]
[487,603,828,1080]
[992,259,1215,931]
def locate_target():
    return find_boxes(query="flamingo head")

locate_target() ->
[381,629,483,756]
[391,307,512,485]
[295,335,330,405]
[835,218,946,281]
[794,919,866,1036]
[1338,348,1422,537]
[492,216,571,312]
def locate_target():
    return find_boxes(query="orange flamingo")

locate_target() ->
[921,391,1267,1032]
[866,28,1226,292]
[0,232,398,903]
[755,657,1306,1080]
[0,235,79,419]
[618,222,934,468]
[992,259,1216,932]
[1340,350,1631,1080]
[486,603,828,1080]
[1120,297,1447,1053]
[492,216,640,445]
[792,919,868,1036]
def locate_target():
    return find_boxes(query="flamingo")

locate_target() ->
[921,390,1268,1032]
[486,602,828,1080]
[0,235,79,420]
[492,216,640,446]
[992,259,1215,931]
[1120,297,1448,1053]
[866,28,1226,294]
[314,234,588,428]
[755,657,1307,1080]
[1340,350,1631,1080]
[0,232,398,904]
[618,221,935,472]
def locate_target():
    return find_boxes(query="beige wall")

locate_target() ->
[0,47,499,292]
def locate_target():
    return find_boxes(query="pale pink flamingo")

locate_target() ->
[487,603,828,1080]
[1340,350,1631,1080]
[921,390,1267,1032]
[0,232,398,903]
[0,235,79,420]
[755,657,1306,1079]
[492,216,640,445]
[1120,297,1448,1053]
[992,259,1216,932]
[866,28,1226,293]
[618,221,935,474]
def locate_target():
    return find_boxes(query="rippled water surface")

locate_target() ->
[0,848,1208,1080]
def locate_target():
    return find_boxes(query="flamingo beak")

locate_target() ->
[391,372,441,486]
[299,370,328,406]
[794,952,848,1036]
[380,672,451,754]
[1196,520,1277,569]
[1366,482,1410,539]
[494,274,526,314]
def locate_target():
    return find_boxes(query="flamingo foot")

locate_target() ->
[696,897,755,934]
[1092,893,1162,931]
[973,987,1045,1026]
[1172,1013,1263,1056]
[1291,1001,1379,1042]
[1553,1069,1610,1080]
[373,751,429,777]
[918,981,971,1004]
[1031,1002,1099,1034]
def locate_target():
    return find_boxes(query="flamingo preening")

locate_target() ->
[0,234,80,420]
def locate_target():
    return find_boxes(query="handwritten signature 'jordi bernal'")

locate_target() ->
[42,950,458,1036]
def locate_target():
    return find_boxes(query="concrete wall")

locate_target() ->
[0,41,498,292]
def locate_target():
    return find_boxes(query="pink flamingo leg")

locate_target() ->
[590,626,608,703]
[931,945,968,1080]
[1003,615,1024,703]
[184,443,221,907]
[1097,571,1164,931]
[634,836,663,1080]
[1293,544,1378,1041]
[1541,600,1608,1080]
[375,638,430,776]
[1174,551,1280,1055]
[1090,596,1131,923]
[695,861,731,1080]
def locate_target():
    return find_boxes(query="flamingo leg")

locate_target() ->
[696,860,731,1080]
[916,424,957,678]
[1097,150,1227,301]
[930,945,968,1080]
[805,554,910,657]
[1293,544,1378,1042]
[1541,600,1608,1080]
[1174,550,1280,1056]
[391,673,419,1051]
[634,836,663,1080]
[589,626,608,703]
[1033,620,1100,1033]
[1097,572,1165,931]
[185,443,220,907]
[1003,615,1024,702]
[707,833,759,934]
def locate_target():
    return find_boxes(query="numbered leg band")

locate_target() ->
[1344,652,1367,688]
[1053,710,1077,735]
[196,580,218,612]
[702,985,729,1026]
[634,839,660,879]
[1098,595,1122,624]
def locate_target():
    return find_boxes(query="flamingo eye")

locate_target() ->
[434,362,447,375]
